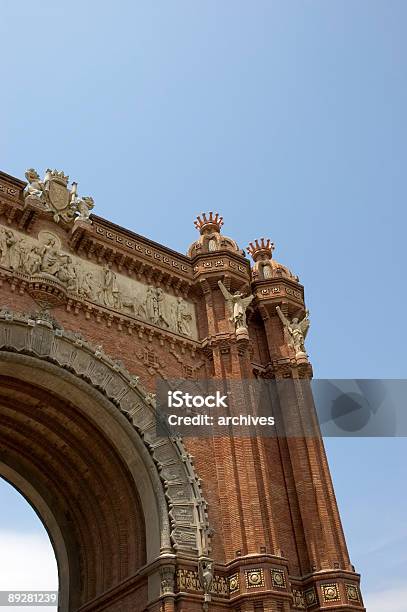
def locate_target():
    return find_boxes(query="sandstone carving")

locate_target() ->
[24,168,94,224]
[73,196,94,222]
[276,305,310,357]
[77,271,96,300]
[0,225,197,339]
[99,264,121,309]
[198,558,214,611]
[218,280,254,337]
[40,237,65,275]
[25,246,42,275]
[160,565,175,595]
[24,169,47,201]
[171,297,192,336]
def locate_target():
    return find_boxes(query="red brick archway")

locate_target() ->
[0,168,365,611]
[0,316,210,611]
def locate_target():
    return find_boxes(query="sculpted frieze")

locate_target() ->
[0,225,197,339]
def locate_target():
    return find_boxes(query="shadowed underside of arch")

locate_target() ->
[0,374,147,610]
[0,311,211,611]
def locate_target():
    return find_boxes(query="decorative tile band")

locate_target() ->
[271,568,286,589]
[176,569,228,597]
[346,583,360,603]
[321,583,341,603]
[292,588,305,609]
[304,587,317,607]
[245,568,265,589]
[228,573,240,594]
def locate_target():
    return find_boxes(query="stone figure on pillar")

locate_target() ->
[218,280,254,339]
[276,305,310,357]
[198,558,214,611]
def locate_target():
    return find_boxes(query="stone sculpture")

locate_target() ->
[73,196,94,222]
[142,286,170,328]
[99,264,121,309]
[218,280,254,338]
[198,558,214,611]
[24,168,94,224]
[24,169,47,201]
[0,226,196,338]
[276,305,310,357]
[174,297,192,336]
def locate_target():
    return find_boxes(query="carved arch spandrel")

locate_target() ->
[0,310,212,559]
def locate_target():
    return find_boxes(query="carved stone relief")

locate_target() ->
[176,569,228,597]
[24,168,94,224]
[0,225,197,339]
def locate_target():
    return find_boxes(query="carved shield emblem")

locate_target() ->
[47,180,70,211]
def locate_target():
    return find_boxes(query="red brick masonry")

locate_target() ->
[0,170,364,611]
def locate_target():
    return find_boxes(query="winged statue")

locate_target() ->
[276,305,310,356]
[218,280,254,332]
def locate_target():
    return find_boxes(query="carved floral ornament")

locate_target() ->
[24,168,94,224]
[0,225,197,339]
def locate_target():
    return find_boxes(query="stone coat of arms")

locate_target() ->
[24,168,94,224]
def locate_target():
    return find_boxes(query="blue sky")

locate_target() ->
[1,1,407,609]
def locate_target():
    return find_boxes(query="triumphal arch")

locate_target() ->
[0,168,364,611]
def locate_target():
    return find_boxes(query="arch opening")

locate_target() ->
[0,476,58,609]
[0,362,150,610]
[0,315,211,611]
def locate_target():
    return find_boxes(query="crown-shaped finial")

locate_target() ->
[247,238,275,260]
[45,168,69,186]
[194,212,224,234]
